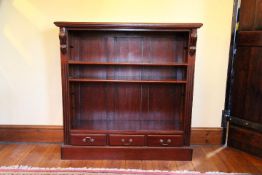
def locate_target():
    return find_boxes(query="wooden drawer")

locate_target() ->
[109,135,145,146]
[70,134,107,146]
[147,135,183,147]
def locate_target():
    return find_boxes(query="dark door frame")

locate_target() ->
[222,0,240,143]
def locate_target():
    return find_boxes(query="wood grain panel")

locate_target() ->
[239,0,257,31]
[72,120,181,133]
[114,84,141,121]
[254,0,262,29]
[0,125,63,143]
[242,47,262,123]
[232,47,262,123]
[78,83,109,120]
[68,31,188,64]
[69,65,186,81]
[190,127,223,145]
[61,145,193,160]
[231,48,251,119]
[239,0,262,31]
[238,31,262,46]
[228,125,262,157]
[147,85,184,122]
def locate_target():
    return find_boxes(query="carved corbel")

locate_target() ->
[189,29,197,56]
[59,27,67,54]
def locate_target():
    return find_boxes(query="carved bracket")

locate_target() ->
[59,27,67,54]
[189,29,197,56]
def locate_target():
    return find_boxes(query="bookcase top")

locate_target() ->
[54,22,202,30]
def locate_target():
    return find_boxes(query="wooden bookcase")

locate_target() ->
[54,22,202,160]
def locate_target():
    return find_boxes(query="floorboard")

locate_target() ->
[0,143,261,174]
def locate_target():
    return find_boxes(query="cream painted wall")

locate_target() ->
[0,0,233,127]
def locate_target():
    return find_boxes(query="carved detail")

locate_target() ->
[189,29,197,56]
[59,27,67,54]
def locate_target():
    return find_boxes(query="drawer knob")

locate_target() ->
[121,138,133,145]
[159,138,172,146]
[82,137,95,143]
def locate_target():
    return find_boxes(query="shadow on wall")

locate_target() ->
[0,0,62,124]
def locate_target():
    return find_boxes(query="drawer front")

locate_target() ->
[70,134,107,146]
[109,135,145,146]
[147,135,183,147]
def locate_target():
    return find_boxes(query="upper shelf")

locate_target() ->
[68,61,188,67]
[68,78,187,84]
[54,22,203,31]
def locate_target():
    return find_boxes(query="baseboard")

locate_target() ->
[0,125,222,145]
[0,125,63,143]
[190,127,223,145]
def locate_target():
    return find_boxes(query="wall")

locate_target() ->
[0,0,234,127]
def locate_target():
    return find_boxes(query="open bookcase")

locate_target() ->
[55,22,202,160]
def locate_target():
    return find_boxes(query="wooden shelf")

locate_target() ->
[68,61,188,67]
[68,78,187,84]
[71,120,183,134]
[55,22,201,160]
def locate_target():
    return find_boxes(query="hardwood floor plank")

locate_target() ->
[151,161,173,171]
[103,160,125,169]
[191,146,218,172]
[240,150,262,174]
[175,161,195,171]
[20,144,54,167]
[216,147,239,173]
[229,147,262,174]
[201,146,230,172]
[161,161,177,171]
[0,144,35,166]
[141,161,156,170]
[0,143,261,174]
[124,160,143,170]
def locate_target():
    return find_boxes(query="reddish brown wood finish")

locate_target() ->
[55,22,202,160]
[68,61,189,66]
[70,134,107,146]
[0,125,223,145]
[54,22,202,30]
[59,27,71,145]
[71,120,182,133]
[183,29,197,145]
[147,135,183,147]
[61,145,193,160]
[109,135,145,146]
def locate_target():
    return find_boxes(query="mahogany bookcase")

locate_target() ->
[54,22,202,160]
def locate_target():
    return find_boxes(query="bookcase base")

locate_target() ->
[61,145,193,160]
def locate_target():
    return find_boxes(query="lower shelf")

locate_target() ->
[72,120,181,133]
[61,145,193,160]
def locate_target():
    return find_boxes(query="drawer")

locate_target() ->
[109,135,145,146]
[147,135,183,147]
[70,134,107,146]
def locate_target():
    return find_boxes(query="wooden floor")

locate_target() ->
[0,143,261,174]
